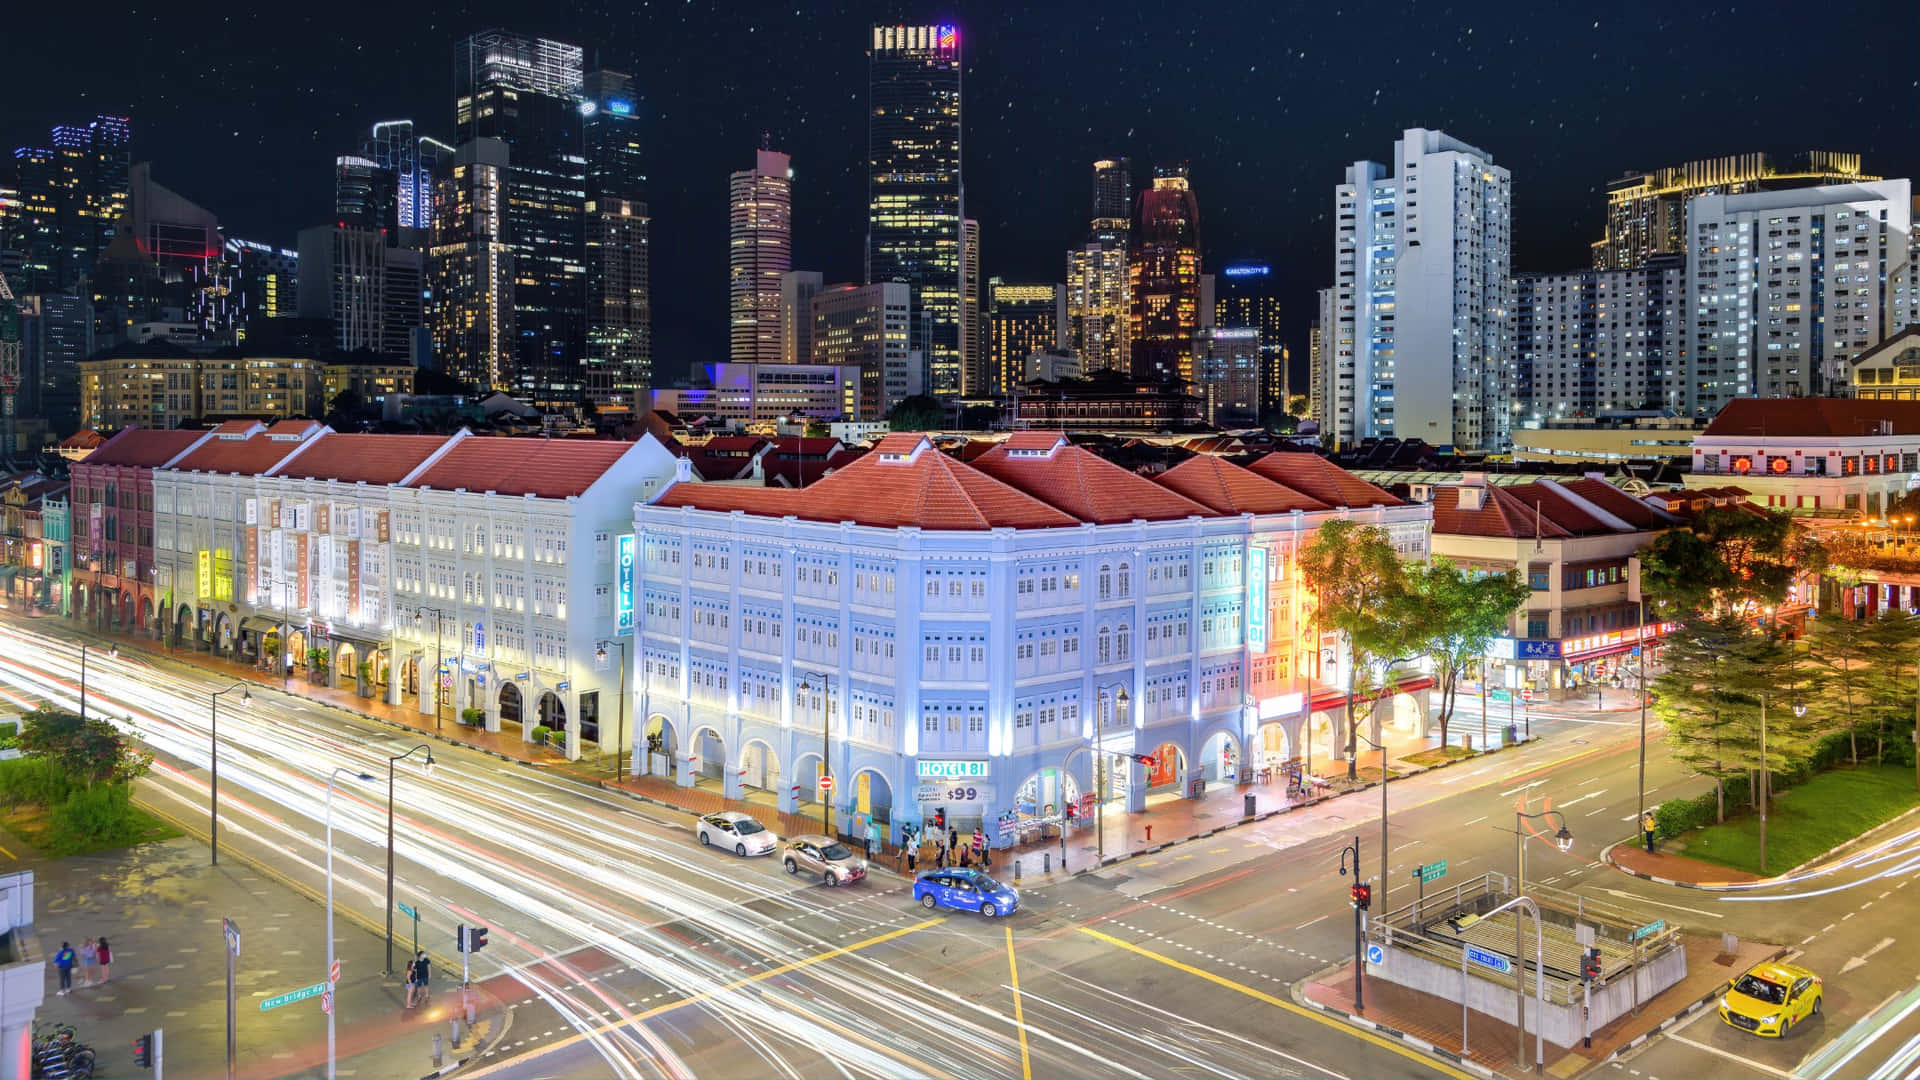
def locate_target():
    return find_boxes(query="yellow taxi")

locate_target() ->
[1719,961,1822,1038]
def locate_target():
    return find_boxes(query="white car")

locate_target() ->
[697,811,777,857]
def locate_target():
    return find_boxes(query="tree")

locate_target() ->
[1653,615,1816,823]
[959,403,1001,430]
[804,420,831,439]
[1805,613,1880,765]
[1286,394,1310,419]
[888,395,945,432]
[328,388,364,417]
[1398,559,1529,750]
[1299,520,1421,778]
[1639,506,1818,619]
[1859,613,1920,767]
[16,706,154,787]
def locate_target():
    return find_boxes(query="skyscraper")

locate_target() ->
[812,281,919,418]
[1067,158,1132,375]
[428,139,515,388]
[1514,256,1685,422]
[1215,263,1284,416]
[297,225,424,359]
[729,146,792,365]
[1130,165,1201,382]
[582,68,650,413]
[455,30,587,407]
[1328,128,1512,451]
[332,155,395,231]
[6,115,130,292]
[986,280,1066,396]
[867,24,963,396]
[780,270,824,364]
[1592,151,1873,270]
[1194,327,1262,427]
[365,120,454,234]
[961,217,982,394]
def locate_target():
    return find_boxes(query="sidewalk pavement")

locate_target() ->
[1606,842,1761,887]
[31,836,506,1080]
[1300,933,1775,1078]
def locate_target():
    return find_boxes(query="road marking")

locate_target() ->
[1558,791,1605,807]
[1005,926,1031,1080]
[1075,926,1473,1080]
[1463,815,1488,827]
[1296,914,1329,930]
[1596,888,1723,919]
[1500,779,1549,798]
[1663,1032,1792,1078]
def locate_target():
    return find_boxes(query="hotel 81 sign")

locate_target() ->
[615,534,635,635]
[1246,547,1269,653]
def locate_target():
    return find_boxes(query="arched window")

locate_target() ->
[1116,623,1131,662]
[1097,624,1112,665]
[1117,562,1132,599]
[1098,563,1112,601]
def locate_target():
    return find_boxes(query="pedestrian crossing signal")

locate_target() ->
[133,1034,153,1069]
[1349,883,1371,910]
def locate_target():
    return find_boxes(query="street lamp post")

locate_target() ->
[1510,811,1570,1072]
[596,639,630,780]
[1337,835,1365,1013]
[325,767,375,1080]
[77,641,116,719]
[1513,803,1573,901]
[384,744,434,974]
[209,682,250,865]
[413,606,447,731]
[1353,729,1392,917]
[798,671,834,836]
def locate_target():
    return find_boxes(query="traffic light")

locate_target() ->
[466,925,490,954]
[933,808,946,832]
[1130,754,1156,767]
[1582,947,1602,982]
[455,922,466,952]
[133,1034,153,1069]
[1349,883,1372,910]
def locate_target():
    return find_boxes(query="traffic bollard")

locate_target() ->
[465,993,478,1026]
[451,1018,463,1048]
[432,1034,444,1068]
[1044,851,1051,873]
[1014,858,1021,883]
[1145,825,1153,844]
[1244,793,1255,818]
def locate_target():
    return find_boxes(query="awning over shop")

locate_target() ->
[1309,676,1436,714]
[238,616,280,636]
[322,626,390,650]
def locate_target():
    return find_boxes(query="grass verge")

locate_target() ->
[0,799,179,857]
[1403,744,1478,768]
[1680,764,1920,875]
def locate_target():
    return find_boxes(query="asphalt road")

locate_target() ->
[9,614,1920,1080]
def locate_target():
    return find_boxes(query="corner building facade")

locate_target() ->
[633,433,1431,843]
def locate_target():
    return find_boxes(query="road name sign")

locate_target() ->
[1417,860,1448,884]
[260,982,329,1011]
[224,917,240,957]
[1632,919,1666,942]
[1465,945,1513,975]
[397,902,418,920]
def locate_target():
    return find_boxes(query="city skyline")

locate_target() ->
[6,2,1911,391]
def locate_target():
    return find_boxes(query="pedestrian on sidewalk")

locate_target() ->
[865,818,879,860]
[956,843,972,869]
[904,839,917,873]
[935,833,948,869]
[413,951,431,1005]
[53,942,74,995]
[78,938,98,987]
[971,827,985,864]
[1642,812,1658,854]
[95,938,111,984]
[405,953,421,1008]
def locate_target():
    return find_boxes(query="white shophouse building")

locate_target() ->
[633,432,1432,843]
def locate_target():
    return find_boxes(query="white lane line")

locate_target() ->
[1559,791,1606,808]
[1463,815,1489,827]
[1499,779,1548,798]
[1295,914,1329,930]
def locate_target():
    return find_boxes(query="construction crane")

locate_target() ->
[0,271,18,461]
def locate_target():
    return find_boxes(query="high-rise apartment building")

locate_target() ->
[428,139,515,388]
[1066,158,1132,376]
[1592,151,1873,271]
[811,281,919,418]
[1513,255,1685,423]
[729,147,792,365]
[986,280,1066,396]
[1686,180,1913,411]
[1215,263,1285,415]
[867,24,964,396]
[455,30,587,407]
[1308,301,1325,428]
[780,270,824,364]
[297,225,425,360]
[582,68,651,414]
[1130,165,1201,382]
[1327,128,1512,451]
[1194,327,1262,427]
[5,116,130,293]
[961,218,983,394]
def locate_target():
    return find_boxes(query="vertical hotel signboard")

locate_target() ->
[615,534,635,635]
[1246,546,1269,653]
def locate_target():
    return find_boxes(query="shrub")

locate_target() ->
[0,721,17,748]
[47,783,144,850]
[460,708,485,727]
[531,725,555,746]
[0,757,74,808]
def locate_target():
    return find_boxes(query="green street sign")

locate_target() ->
[260,982,329,1011]
[1632,919,1666,942]
[1417,860,1448,883]
[1489,689,1512,704]
[397,902,418,920]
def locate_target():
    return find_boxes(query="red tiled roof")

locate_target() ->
[210,420,261,436]
[1245,452,1403,507]
[173,431,315,476]
[1559,478,1676,529]
[655,435,1080,530]
[1508,482,1618,536]
[271,434,452,485]
[266,419,325,439]
[1703,398,1920,439]
[774,436,842,456]
[59,430,107,450]
[969,434,1212,524]
[1430,484,1573,539]
[700,436,770,453]
[83,428,210,469]
[408,437,637,498]
[1153,455,1330,514]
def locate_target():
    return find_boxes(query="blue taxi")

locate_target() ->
[913,867,1020,918]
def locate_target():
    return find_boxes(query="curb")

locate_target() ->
[1287,974,1497,1078]
[420,1058,470,1079]
[1602,803,1920,890]
[1602,944,1789,1064]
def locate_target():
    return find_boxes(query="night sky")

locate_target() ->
[7,0,1917,387]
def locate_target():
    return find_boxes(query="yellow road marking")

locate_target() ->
[0,841,17,860]
[1077,926,1473,1080]
[1209,847,1229,854]
[1137,860,1160,867]
[476,918,944,1075]
[1006,926,1031,1080]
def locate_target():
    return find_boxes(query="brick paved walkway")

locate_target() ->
[1609,843,1761,885]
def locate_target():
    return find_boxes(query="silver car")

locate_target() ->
[697,811,777,857]
[782,834,867,886]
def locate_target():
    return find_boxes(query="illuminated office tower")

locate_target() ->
[986,280,1065,395]
[729,146,792,365]
[6,115,130,292]
[961,218,982,393]
[780,270,824,364]
[364,120,455,235]
[333,155,394,231]
[1067,158,1131,374]
[1328,128,1511,451]
[1194,327,1262,427]
[812,281,919,418]
[1130,164,1201,382]
[867,24,964,396]
[455,29,587,407]
[428,139,515,388]
[582,68,650,413]
[1592,151,1873,270]
[1215,263,1285,415]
